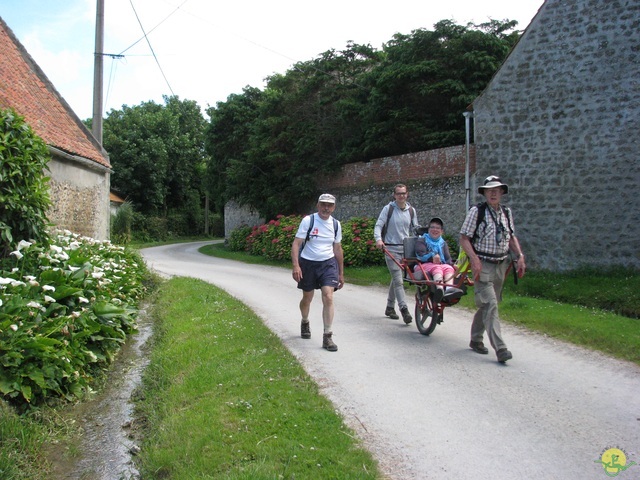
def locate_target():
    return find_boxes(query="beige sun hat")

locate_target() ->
[318,193,336,203]
[478,175,509,194]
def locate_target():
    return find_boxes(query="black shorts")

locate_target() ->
[297,257,340,291]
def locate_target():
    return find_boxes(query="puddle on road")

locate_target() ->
[46,308,153,480]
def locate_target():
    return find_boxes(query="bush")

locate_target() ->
[246,215,302,261]
[111,201,134,245]
[0,230,149,408]
[0,108,52,258]
[341,217,384,267]
[227,225,253,251]
[442,232,459,262]
[136,216,168,242]
[229,214,385,267]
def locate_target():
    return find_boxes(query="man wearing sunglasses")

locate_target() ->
[459,176,526,364]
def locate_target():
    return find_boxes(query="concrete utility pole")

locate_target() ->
[92,0,104,144]
[463,111,474,211]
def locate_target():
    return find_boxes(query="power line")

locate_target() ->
[128,0,175,96]
[118,0,188,56]
[167,2,369,92]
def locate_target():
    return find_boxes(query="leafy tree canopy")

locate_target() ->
[205,20,521,218]
[100,20,520,221]
[103,96,207,216]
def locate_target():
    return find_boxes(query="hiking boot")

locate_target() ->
[301,320,311,339]
[323,333,338,352]
[497,348,513,363]
[385,307,399,319]
[469,340,489,354]
[400,306,412,324]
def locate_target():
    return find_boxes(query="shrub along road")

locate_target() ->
[141,241,640,479]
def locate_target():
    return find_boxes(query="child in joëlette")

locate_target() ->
[413,217,456,303]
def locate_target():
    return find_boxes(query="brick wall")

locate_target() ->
[317,145,474,234]
[472,0,640,270]
[224,145,474,244]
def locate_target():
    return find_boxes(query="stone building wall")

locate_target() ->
[471,0,640,270]
[46,153,111,240]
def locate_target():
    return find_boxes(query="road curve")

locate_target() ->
[141,241,640,480]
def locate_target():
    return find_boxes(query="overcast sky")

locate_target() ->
[2,0,544,120]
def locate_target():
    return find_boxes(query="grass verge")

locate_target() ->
[0,402,46,479]
[134,277,380,479]
[455,290,640,365]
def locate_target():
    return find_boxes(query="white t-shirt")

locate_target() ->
[295,213,342,261]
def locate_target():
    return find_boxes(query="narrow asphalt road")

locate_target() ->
[141,241,640,480]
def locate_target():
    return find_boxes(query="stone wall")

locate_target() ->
[224,200,265,238]
[46,153,111,240]
[472,0,640,270]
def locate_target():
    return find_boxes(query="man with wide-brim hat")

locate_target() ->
[459,175,526,364]
[478,175,509,195]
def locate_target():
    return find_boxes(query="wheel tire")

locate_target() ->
[414,290,439,336]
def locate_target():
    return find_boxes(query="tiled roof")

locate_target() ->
[0,17,109,169]
[109,191,125,203]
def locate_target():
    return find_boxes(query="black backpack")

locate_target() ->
[472,202,513,242]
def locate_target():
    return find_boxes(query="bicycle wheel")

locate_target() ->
[414,290,439,336]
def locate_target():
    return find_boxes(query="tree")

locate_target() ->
[103,96,207,223]
[0,108,51,256]
[205,87,264,215]
[205,43,382,218]
[103,101,170,214]
[361,19,520,158]
[205,21,520,218]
